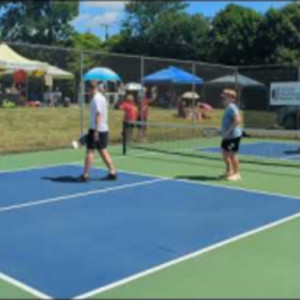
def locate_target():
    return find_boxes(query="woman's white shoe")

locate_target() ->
[226,173,242,181]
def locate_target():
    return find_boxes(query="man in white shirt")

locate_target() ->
[79,80,117,181]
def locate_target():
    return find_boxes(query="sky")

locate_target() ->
[71,1,290,39]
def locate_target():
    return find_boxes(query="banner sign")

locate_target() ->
[270,82,300,106]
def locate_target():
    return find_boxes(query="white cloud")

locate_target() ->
[71,11,121,28]
[70,14,90,26]
[70,12,121,32]
[87,12,120,27]
[83,1,128,11]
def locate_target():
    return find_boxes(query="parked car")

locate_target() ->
[277,106,300,129]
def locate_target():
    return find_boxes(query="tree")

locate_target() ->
[0,1,79,46]
[72,32,104,51]
[122,0,188,36]
[144,12,209,60]
[103,34,124,52]
[67,33,106,85]
[114,1,209,60]
[204,4,263,65]
[256,3,300,64]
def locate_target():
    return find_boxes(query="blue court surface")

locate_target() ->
[203,141,300,160]
[1,165,300,298]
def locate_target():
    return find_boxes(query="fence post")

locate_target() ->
[234,68,240,105]
[298,63,300,128]
[140,56,145,123]
[192,61,196,127]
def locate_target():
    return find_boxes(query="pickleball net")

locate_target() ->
[122,121,300,168]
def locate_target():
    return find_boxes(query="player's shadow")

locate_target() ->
[42,176,114,183]
[41,176,86,183]
[175,175,221,182]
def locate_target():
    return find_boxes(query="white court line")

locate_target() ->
[87,165,300,201]
[0,149,158,175]
[0,272,51,299]
[1,137,299,175]
[1,149,300,204]
[0,178,166,213]
[74,212,300,299]
[280,154,300,160]
[0,162,79,175]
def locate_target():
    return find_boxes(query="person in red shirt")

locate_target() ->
[119,94,137,142]
[137,89,152,140]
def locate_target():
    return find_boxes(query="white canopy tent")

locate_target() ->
[0,43,75,105]
[0,43,74,80]
[0,43,48,71]
[2,65,74,81]
[47,65,74,80]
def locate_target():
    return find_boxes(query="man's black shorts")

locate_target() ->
[221,137,241,153]
[86,129,109,150]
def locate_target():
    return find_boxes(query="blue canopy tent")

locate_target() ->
[143,66,203,109]
[143,66,203,85]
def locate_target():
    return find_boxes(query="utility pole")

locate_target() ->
[103,24,109,41]
[100,23,116,41]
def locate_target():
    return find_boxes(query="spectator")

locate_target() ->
[194,102,202,120]
[137,90,153,140]
[53,87,62,106]
[119,93,138,142]
[178,100,187,118]
[63,97,71,107]
[201,103,213,119]
[11,84,18,94]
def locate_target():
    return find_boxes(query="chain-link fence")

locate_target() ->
[237,64,300,129]
[1,40,300,154]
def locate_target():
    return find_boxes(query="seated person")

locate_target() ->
[178,100,187,118]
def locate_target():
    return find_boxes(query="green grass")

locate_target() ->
[0,106,191,153]
[0,105,278,153]
[243,110,277,128]
[0,106,87,153]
